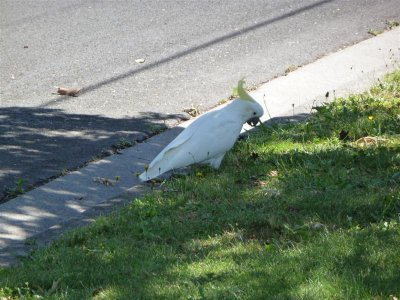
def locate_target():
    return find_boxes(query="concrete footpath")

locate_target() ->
[0,27,399,267]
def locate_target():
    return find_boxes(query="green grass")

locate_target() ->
[1,71,400,299]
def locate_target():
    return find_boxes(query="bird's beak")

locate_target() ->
[246,117,261,127]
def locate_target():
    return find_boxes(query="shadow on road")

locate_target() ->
[0,106,184,202]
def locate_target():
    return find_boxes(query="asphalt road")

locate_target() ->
[1,0,399,200]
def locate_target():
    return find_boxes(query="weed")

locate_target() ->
[368,28,382,36]
[386,20,399,29]
[115,137,135,149]
[4,178,26,198]
[146,123,168,135]
[285,64,300,74]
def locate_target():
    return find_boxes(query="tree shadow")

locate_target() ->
[0,113,307,267]
[131,145,397,298]
[2,118,398,297]
[0,106,185,202]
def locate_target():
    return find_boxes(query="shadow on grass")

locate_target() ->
[6,134,398,298]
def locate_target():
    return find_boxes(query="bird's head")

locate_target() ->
[236,79,264,126]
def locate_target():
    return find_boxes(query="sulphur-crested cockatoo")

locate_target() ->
[139,80,264,181]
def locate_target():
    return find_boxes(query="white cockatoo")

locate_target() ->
[139,80,264,181]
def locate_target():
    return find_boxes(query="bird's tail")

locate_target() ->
[138,172,149,182]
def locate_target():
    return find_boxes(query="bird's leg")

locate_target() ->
[204,153,225,169]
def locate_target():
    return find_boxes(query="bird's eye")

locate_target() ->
[253,112,257,115]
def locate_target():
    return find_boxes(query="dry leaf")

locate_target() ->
[57,87,80,97]
[354,136,378,147]
[255,179,268,187]
[93,177,115,186]
[183,106,200,117]
[269,170,279,177]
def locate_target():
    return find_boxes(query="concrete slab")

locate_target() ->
[0,27,399,267]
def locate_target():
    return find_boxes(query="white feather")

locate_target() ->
[139,81,264,181]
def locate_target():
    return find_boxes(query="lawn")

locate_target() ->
[1,71,399,299]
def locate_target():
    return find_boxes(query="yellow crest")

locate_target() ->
[237,79,254,102]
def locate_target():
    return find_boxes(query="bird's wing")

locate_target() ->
[140,106,243,181]
[148,114,207,168]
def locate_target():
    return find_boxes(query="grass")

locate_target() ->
[1,71,399,299]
